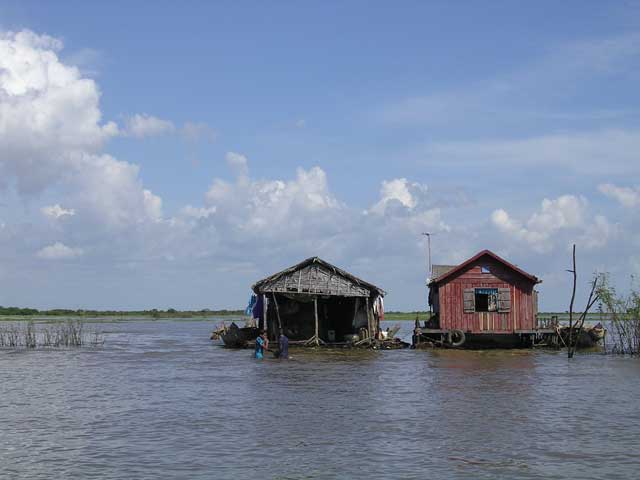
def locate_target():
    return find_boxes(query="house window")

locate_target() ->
[474,288,498,312]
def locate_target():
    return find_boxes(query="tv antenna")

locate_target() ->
[421,232,434,278]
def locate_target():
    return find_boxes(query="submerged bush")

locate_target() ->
[0,319,104,349]
[597,275,640,355]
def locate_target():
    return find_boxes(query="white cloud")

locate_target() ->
[181,205,217,219]
[36,242,83,260]
[203,154,341,239]
[371,178,417,213]
[66,153,163,228]
[0,30,163,228]
[124,113,175,138]
[491,195,612,252]
[41,204,75,219]
[598,183,640,208]
[225,152,249,179]
[579,215,617,250]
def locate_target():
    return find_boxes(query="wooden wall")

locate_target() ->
[438,256,537,333]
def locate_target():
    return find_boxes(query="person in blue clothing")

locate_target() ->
[255,330,267,359]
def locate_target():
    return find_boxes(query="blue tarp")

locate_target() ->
[475,288,498,295]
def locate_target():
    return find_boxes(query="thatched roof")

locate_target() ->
[252,257,385,297]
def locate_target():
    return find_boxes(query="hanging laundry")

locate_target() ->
[253,294,264,321]
[245,294,257,316]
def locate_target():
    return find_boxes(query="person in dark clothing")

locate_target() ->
[277,329,289,359]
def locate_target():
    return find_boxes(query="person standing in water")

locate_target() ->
[278,329,289,359]
[255,330,267,359]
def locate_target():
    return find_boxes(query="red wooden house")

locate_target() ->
[424,250,541,347]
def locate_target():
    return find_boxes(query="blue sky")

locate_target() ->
[1,1,639,310]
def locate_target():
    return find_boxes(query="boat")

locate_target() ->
[211,321,260,348]
[557,323,607,348]
[589,322,606,342]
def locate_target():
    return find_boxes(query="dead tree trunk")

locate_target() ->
[568,244,577,358]
[567,245,601,359]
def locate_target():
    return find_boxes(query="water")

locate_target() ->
[1,319,640,479]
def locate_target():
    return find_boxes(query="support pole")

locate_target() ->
[314,296,320,347]
[272,293,282,332]
[366,297,372,339]
[263,294,268,337]
[352,297,359,328]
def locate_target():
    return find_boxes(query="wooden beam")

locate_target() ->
[366,297,372,339]
[272,292,282,332]
[314,296,319,346]
[352,297,359,328]
[263,294,268,336]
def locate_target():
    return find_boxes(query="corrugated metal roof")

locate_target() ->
[432,264,457,280]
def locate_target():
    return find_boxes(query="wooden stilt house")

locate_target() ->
[422,250,542,348]
[252,257,385,346]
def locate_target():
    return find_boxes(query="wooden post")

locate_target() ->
[314,296,319,346]
[272,293,283,332]
[352,297,359,328]
[366,297,372,339]
[263,294,268,337]
[568,244,577,358]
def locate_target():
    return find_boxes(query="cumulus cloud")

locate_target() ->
[371,178,417,213]
[0,30,119,194]
[41,204,75,219]
[36,242,83,260]
[491,195,613,252]
[598,183,640,208]
[123,113,175,138]
[225,152,249,179]
[0,30,162,228]
[203,154,341,240]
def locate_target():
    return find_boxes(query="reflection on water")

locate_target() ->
[1,319,640,479]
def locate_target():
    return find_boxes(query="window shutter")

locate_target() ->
[463,289,475,313]
[498,288,511,312]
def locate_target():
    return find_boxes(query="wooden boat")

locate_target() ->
[557,323,606,348]
[589,322,606,342]
[211,321,260,348]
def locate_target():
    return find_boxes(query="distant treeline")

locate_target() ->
[0,306,244,318]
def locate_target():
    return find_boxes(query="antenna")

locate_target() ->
[421,232,433,278]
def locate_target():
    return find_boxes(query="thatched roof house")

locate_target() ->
[252,257,385,346]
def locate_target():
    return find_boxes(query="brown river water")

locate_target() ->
[1,319,639,479]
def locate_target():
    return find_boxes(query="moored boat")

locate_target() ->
[211,321,260,348]
[557,323,607,348]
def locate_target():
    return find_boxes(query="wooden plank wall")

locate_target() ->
[439,256,536,333]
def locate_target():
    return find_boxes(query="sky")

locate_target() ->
[1,1,639,311]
